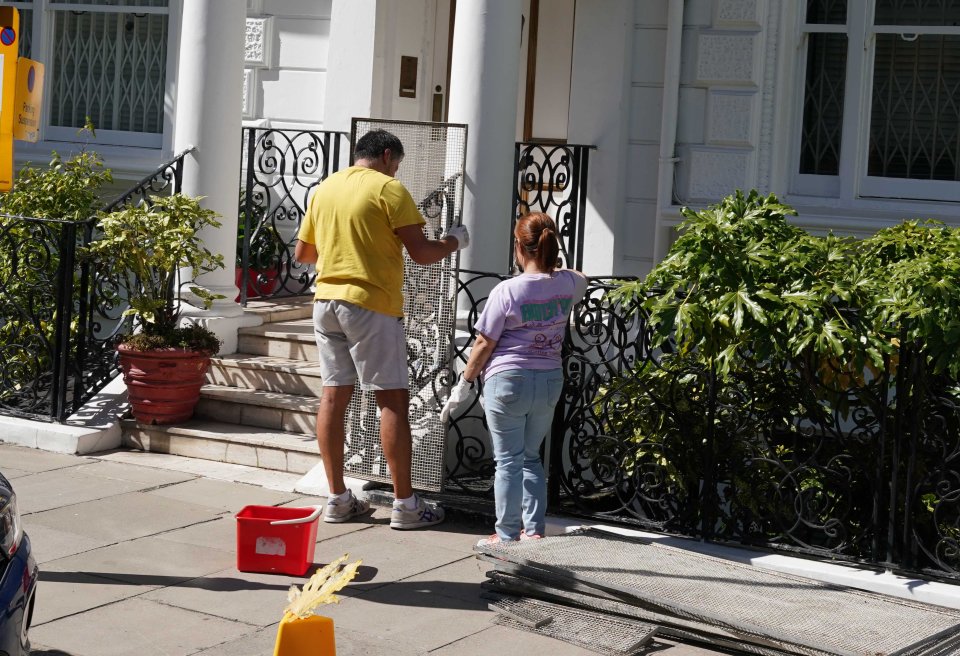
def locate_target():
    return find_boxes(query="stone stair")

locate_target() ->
[122,299,325,475]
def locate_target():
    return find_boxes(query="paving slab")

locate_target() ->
[307,526,467,594]
[26,490,221,542]
[144,476,299,513]
[156,516,238,552]
[42,534,236,586]
[191,625,280,655]
[0,443,93,472]
[0,466,30,479]
[31,570,159,627]
[142,566,299,627]
[320,575,494,653]
[29,596,254,656]
[11,468,165,514]
[71,459,198,486]
[430,624,598,655]
[20,521,114,565]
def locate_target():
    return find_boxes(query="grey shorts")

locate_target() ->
[312,300,409,390]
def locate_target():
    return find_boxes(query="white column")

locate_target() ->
[173,0,261,352]
[567,0,633,276]
[447,0,522,275]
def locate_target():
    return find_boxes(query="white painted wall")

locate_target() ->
[567,0,634,276]
[530,0,574,142]
[250,0,332,129]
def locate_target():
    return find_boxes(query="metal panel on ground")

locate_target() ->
[342,118,467,492]
[476,529,960,656]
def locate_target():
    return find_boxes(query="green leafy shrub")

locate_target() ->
[84,194,225,353]
[0,150,113,403]
[603,190,960,553]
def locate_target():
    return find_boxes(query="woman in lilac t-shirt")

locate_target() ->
[454,212,587,546]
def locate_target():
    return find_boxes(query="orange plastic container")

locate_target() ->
[236,505,322,576]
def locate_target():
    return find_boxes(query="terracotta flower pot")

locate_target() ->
[234,266,282,301]
[117,344,212,425]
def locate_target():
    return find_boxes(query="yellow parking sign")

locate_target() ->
[14,58,43,143]
[0,6,18,191]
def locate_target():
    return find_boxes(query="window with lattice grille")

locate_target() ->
[7,0,171,148]
[795,0,960,202]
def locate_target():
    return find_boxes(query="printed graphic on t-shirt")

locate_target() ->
[520,297,574,324]
[531,331,564,352]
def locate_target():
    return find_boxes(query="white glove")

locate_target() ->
[443,225,470,250]
[440,377,474,423]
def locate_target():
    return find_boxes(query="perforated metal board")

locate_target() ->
[490,595,659,655]
[476,529,960,656]
[342,118,467,492]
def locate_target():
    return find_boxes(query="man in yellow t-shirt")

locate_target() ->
[295,129,468,530]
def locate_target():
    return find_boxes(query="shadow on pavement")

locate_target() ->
[38,563,380,590]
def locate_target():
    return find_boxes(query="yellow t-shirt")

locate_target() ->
[297,166,425,317]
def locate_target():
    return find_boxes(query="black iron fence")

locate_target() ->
[0,149,193,422]
[237,128,349,304]
[512,142,593,270]
[444,273,960,582]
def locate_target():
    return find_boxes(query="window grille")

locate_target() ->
[799,33,846,175]
[796,0,960,201]
[48,5,168,139]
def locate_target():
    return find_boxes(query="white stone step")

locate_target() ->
[207,353,324,397]
[195,384,318,435]
[237,319,317,360]
[121,419,321,474]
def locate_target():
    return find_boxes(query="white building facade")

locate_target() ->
[8,0,960,278]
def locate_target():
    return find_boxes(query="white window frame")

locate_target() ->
[791,2,960,203]
[10,0,178,151]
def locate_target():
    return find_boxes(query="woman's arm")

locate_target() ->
[463,332,497,382]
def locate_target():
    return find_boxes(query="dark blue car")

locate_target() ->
[0,472,36,656]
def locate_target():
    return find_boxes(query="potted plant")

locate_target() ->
[86,194,225,425]
[236,194,285,301]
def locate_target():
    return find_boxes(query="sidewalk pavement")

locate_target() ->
[0,442,724,656]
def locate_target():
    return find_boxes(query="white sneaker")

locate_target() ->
[390,494,445,530]
[323,491,371,523]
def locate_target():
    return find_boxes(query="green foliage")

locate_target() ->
[85,194,225,353]
[236,191,284,270]
[603,189,960,547]
[0,151,112,220]
[0,151,113,402]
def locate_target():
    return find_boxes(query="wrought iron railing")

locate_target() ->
[0,149,193,422]
[444,272,960,582]
[512,142,593,270]
[237,128,349,304]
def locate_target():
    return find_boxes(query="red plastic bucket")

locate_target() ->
[236,505,321,576]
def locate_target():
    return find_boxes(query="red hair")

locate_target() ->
[515,212,560,272]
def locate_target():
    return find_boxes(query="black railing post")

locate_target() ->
[901,342,923,570]
[239,127,257,306]
[701,362,719,541]
[509,142,523,273]
[888,326,910,567]
[50,221,77,421]
[871,353,892,565]
[574,147,590,270]
[69,219,95,418]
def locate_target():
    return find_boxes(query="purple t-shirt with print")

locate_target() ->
[475,269,588,381]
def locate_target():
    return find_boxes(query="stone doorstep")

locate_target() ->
[121,419,321,475]
[196,385,318,434]
[237,318,318,359]
[207,353,324,397]
[239,298,314,323]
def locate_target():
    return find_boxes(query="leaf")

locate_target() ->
[282,554,363,620]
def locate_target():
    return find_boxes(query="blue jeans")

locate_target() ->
[483,368,565,541]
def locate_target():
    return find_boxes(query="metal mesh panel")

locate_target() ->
[490,595,658,656]
[483,571,798,656]
[342,119,467,492]
[476,529,960,656]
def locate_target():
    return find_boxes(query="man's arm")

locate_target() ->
[396,225,459,265]
[294,239,318,264]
